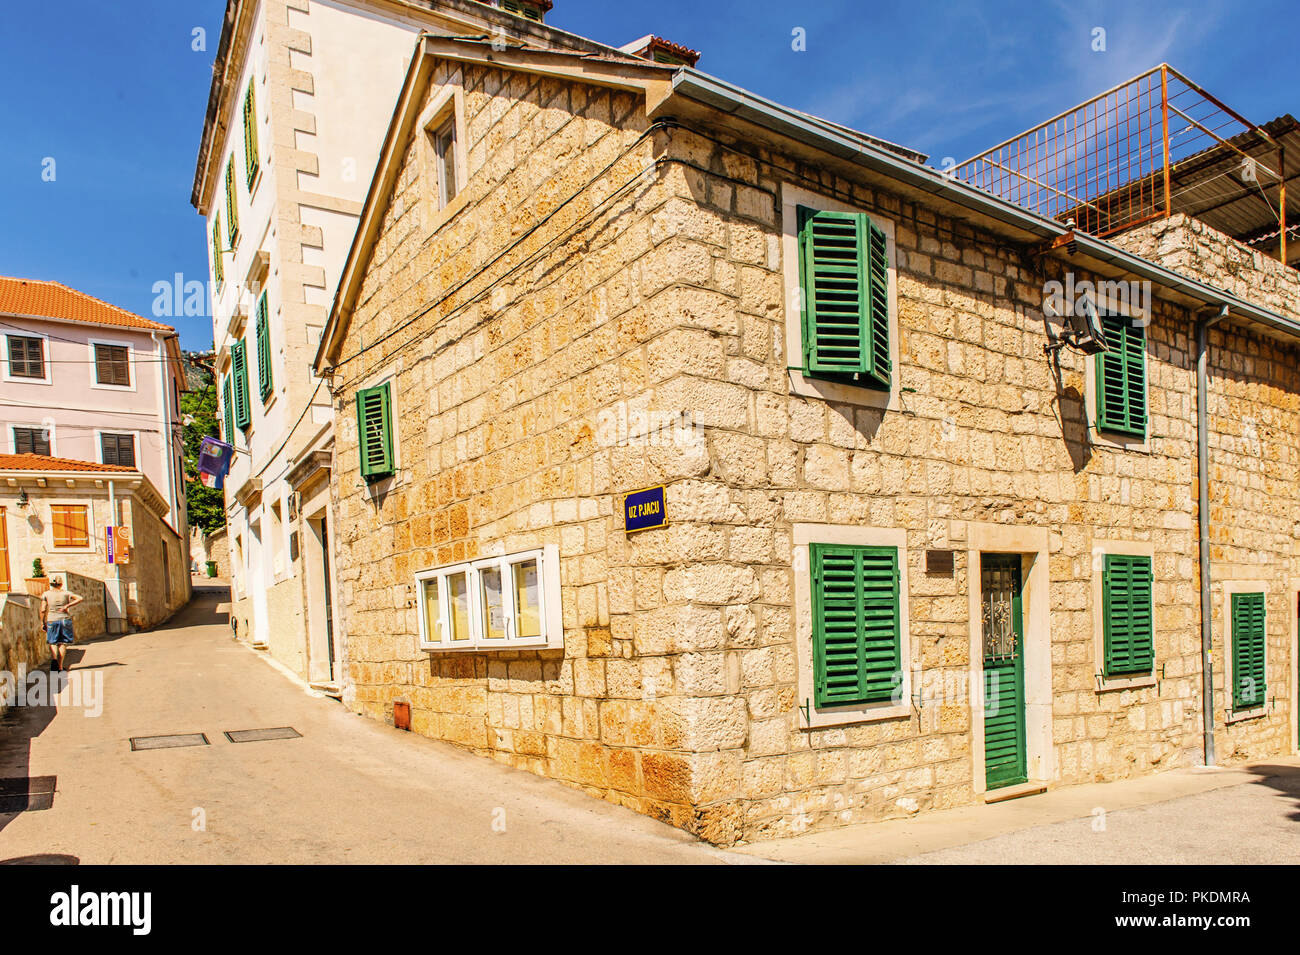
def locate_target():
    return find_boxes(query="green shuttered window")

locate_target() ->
[223,376,235,442]
[1096,313,1146,437]
[501,0,544,21]
[243,84,260,189]
[797,206,890,388]
[231,340,251,431]
[357,383,394,480]
[212,214,224,286]
[255,293,273,402]
[1102,554,1154,675]
[810,543,901,707]
[224,161,239,247]
[1230,592,1266,710]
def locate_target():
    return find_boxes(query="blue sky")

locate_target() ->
[0,0,1294,350]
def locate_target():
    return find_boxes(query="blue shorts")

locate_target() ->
[46,620,74,645]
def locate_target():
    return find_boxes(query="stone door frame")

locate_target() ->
[964,522,1053,794]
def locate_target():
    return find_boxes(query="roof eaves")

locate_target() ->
[668,69,1300,341]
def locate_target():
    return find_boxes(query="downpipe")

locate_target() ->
[1196,305,1228,767]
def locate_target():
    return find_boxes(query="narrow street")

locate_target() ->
[0,589,730,865]
[5,589,1299,865]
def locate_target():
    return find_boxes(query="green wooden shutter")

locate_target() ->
[212,214,224,286]
[243,84,260,189]
[225,162,239,246]
[255,293,273,402]
[1231,592,1266,710]
[1096,314,1147,437]
[231,340,251,430]
[356,383,394,480]
[223,376,235,441]
[798,207,889,388]
[1102,554,1154,675]
[811,543,901,707]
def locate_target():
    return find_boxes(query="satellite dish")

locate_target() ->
[1043,291,1110,356]
[1069,294,1110,355]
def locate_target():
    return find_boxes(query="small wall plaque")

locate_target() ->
[926,549,955,576]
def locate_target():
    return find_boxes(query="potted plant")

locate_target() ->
[25,558,50,597]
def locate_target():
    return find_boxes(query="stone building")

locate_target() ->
[192,0,621,689]
[312,30,1300,843]
[0,455,189,631]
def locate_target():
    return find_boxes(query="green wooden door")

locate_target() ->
[982,554,1027,789]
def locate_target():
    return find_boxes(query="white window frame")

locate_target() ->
[47,498,96,554]
[1081,291,1150,452]
[792,523,912,727]
[2,330,53,386]
[417,82,468,236]
[1222,579,1269,724]
[416,544,562,652]
[95,428,140,468]
[88,337,137,392]
[780,182,901,411]
[1091,539,1158,692]
[9,422,57,457]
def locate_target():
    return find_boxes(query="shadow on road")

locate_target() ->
[0,590,229,836]
[0,669,58,836]
[1242,763,1300,822]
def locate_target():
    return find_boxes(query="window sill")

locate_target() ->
[419,639,562,653]
[788,366,894,409]
[1225,705,1267,725]
[1091,426,1150,453]
[247,168,262,198]
[1095,672,1157,693]
[424,189,471,240]
[2,374,52,386]
[800,698,911,729]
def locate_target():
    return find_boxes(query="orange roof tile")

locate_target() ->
[0,276,174,333]
[0,454,139,474]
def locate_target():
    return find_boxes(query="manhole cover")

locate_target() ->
[0,776,56,813]
[224,727,301,743]
[129,733,210,751]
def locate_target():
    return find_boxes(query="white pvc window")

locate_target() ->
[416,545,560,651]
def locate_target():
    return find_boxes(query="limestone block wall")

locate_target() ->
[331,62,720,826]
[51,570,107,641]
[637,125,1300,840]
[201,528,231,579]
[121,498,191,629]
[1113,215,1300,762]
[0,595,47,713]
[328,60,1300,845]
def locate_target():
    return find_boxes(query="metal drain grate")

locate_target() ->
[0,776,57,813]
[224,726,301,743]
[129,733,210,751]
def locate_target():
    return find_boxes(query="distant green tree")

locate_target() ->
[181,359,226,535]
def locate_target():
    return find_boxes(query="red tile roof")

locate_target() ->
[0,454,139,474]
[0,276,174,333]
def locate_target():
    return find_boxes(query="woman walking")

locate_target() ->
[40,576,84,672]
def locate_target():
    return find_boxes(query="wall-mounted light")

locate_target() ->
[16,488,28,509]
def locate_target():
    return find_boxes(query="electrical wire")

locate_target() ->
[326,119,676,379]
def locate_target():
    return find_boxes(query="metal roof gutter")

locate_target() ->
[670,69,1300,340]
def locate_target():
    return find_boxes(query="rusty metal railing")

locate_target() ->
[953,64,1287,262]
